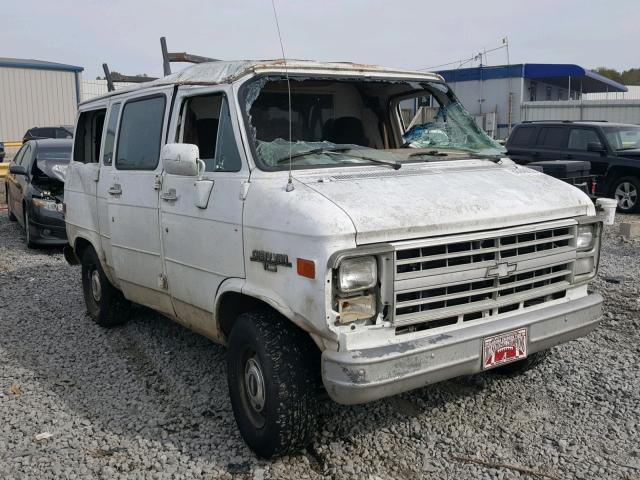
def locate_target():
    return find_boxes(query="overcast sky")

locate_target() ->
[2,0,638,79]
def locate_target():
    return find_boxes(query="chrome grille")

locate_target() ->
[393,221,577,333]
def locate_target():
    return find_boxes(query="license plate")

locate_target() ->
[483,328,527,369]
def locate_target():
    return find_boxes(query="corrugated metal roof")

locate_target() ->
[0,57,83,73]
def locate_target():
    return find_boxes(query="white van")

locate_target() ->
[64,60,603,457]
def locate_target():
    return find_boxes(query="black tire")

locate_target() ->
[6,192,16,221]
[610,176,640,213]
[227,310,319,458]
[81,246,131,327]
[24,210,36,248]
[491,350,549,376]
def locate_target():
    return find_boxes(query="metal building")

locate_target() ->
[436,64,628,139]
[0,57,83,152]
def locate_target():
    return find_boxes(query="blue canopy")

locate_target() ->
[437,63,627,93]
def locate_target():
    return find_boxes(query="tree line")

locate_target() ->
[594,67,640,86]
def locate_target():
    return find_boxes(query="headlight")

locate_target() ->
[338,256,377,293]
[576,225,594,250]
[32,198,63,212]
[573,219,602,282]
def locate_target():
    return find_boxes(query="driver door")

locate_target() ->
[160,86,248,339]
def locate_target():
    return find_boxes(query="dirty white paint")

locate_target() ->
[66,60,602,404]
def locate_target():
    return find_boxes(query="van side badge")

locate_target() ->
[250,250,292,272]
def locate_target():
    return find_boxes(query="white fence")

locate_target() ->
[521,99,640,125]
[583,86,640,101]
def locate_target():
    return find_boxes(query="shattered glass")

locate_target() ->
[402,102,504,156]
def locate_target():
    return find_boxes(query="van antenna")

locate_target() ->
[270,0,294,192]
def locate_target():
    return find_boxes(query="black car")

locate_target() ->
[5,139,72,247]
[0,141,5,162]
[22,125,74,143]
[506,121,640,212]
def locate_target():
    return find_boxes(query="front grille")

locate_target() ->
[392,221,577,333]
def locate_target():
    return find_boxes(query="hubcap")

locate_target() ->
[615,182,638,210]
[244,356,266,412]
[90,270,102,303]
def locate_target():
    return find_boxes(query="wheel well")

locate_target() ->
[219,291,307,340]
[73,237,94,262]
[606,167,640,189]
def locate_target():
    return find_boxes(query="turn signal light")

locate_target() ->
[296,258,315,279]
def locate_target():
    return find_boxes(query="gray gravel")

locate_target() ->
[1,188,639,479]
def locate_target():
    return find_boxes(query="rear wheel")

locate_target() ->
[611,176,640,213]
[227,310,319,458]
[491,351,549,376]
[81,246,131,327]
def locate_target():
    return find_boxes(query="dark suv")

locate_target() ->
[506,121,640,212]
[22,126,74,143]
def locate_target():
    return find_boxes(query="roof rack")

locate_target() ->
[102,63,158,92]
[160,36,219,76]
[101,37,218,92]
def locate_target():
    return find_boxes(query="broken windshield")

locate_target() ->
[239,76,505,170]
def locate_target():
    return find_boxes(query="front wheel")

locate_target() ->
[6,192,16,221]
[81,246,131,327]
[227,310,319,458]
[611,176,640,213]
[24,210,35,248]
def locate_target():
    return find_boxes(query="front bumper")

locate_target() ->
[28,207,67,245]
[322,293,602,404]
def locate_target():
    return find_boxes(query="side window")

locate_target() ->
[176,93,241,172]
[74,108,107,163]
[102,103,121,165]
[508,126,536,147]
[116,96,166,171]
[11,145,27,166]
[537,127,568,149]
[38,128,55,138]
[568,129,602,151]
[56,128,73,139]
[22,145,33,167]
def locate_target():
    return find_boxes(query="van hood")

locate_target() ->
[296,159,594,244]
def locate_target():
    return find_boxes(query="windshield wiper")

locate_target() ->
[408,150,448,158]
[277,147,402,170]
[324,150,402,170]
[276,147,351,164]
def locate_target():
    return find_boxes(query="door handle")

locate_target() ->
[564,154,573,160]
[161,188,178,202]
[108,184,122,196]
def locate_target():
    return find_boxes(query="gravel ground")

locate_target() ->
[1,186,639,480]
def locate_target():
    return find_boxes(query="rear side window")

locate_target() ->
[537,127,568,149]
[102,103,121,165]
[508,126,536,147]
[116,96,166,170]
[74,109,107,163]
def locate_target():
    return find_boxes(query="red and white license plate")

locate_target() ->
[483,328,527,369]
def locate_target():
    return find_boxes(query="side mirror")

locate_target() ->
[9,164,27,175]
[587,142,605,153]
[161,143,204,177]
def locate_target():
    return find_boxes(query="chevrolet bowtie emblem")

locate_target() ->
[486,262,517,279]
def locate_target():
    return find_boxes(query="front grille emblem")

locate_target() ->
[486,262,517,279]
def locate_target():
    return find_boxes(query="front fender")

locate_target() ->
[214,278,336,349]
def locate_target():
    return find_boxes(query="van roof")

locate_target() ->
[82,59,444,104]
